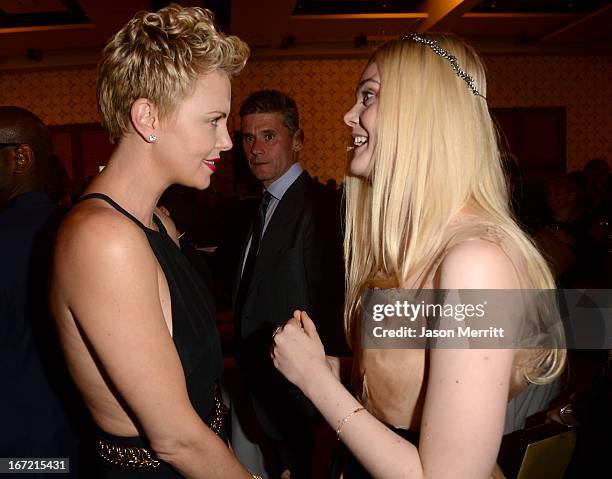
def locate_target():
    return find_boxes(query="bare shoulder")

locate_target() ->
[439,238,520,289]
[56,201,147,258]
[53,201,158,300]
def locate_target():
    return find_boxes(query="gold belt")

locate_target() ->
[97,439,161,469]
[97,390,228,469]
[208,386,230,437]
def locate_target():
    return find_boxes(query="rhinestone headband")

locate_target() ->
[401,34,486,99]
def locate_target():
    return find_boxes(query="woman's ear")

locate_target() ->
[130,98,159,143]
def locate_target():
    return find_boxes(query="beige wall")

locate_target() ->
[0,54,610,181]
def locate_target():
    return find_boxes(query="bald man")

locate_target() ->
[0,106,79,472]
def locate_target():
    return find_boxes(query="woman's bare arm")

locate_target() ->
[273,239,519,479]
[54,207,251,478]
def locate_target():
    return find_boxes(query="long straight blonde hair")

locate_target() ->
[344,35,565,384]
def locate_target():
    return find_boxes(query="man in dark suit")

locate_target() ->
[233,90,345,479]
[0,107,81,474]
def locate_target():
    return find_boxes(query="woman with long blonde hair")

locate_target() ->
[271,34,565,478]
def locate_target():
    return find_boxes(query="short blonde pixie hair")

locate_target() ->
[97,3,249,144]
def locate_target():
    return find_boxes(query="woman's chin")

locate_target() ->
[187,176,211,191]
[348,154,372,178]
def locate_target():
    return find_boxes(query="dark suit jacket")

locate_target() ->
[233,170,345,435]
[0,192,80,469]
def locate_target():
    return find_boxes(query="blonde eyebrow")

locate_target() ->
[355,77,380,95]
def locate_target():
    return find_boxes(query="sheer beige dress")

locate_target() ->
[352,215,556,478]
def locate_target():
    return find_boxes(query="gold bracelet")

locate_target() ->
[250,473,263,479]
[558,403,574,427]
[336,406,365,440]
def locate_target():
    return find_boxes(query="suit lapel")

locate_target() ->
[247,171,310,294]
[232,220,254,304]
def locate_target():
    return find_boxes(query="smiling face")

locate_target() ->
[343,61,380,178]
[241,112,302,188]
[156,70,232,190]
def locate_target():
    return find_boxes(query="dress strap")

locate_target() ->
[78,192,161,234]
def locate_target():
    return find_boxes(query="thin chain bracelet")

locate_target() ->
[336,406,366,440]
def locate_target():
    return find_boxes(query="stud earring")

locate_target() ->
[148,133,157,143]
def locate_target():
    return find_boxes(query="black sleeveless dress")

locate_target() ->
[79,194,224,478]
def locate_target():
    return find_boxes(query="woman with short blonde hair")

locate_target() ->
[50,4,258,478]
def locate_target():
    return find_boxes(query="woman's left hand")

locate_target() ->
[271,310,328,391]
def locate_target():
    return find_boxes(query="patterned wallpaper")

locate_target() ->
[0,55,610,182]
[0,68,99,125]
[485,55,612,174]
